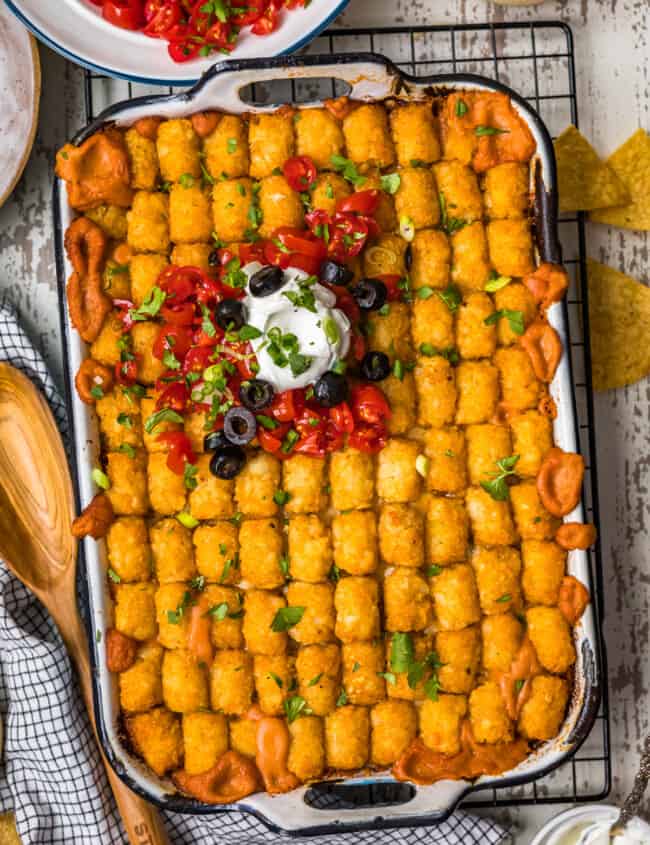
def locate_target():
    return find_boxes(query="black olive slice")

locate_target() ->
[239,379,275,412]
[209,445,246,479]
[313,371,349,408]
[249,265,285,297]
[350,278,388,311]
[223,407,257,446]
[360,351,391,382]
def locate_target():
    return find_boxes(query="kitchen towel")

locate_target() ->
[0,298,509,845]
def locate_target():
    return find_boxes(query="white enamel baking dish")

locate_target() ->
[53,54,605,835]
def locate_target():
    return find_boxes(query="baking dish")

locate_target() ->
[53,53,605,835]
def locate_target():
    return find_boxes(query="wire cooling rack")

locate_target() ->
[83,20,610,810]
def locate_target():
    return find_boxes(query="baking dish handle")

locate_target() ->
[194,55,402,112]
[243,778,471,833]
[112,55,402,125]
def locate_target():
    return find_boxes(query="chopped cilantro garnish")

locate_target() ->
[439,192,467,235]
[419,344,459,363]
[480,454,520,501]
[437,283,462,312]
[330,154,366,187]
[271,606,305,632]
[284,695,310,722]
[484,308,525,335]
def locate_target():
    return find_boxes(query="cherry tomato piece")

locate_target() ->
[115,358,138,386]
[205,22,235,50]
[274,227,326,259]
[156,381,189,413]
[329,402,355,434]
[160,301,196,325]
[348,423,387,454]
[182,346,214,375]
[239,241,267,265]
[251,4,279,35]
[156,431,197,474]
[282,156,318,192]
[153,325,193,361]
[103,0,145,30]
[230,0,266,25]
[142,0,180,35]
[258,422,289,454]
[336,190,380,216]
[351,384,392,425]
[269,389,304,423]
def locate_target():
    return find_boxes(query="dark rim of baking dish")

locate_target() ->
[53,52,606,834]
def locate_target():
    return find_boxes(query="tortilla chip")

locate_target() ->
[590,129,650,229]
[588,259,650,390]
[0,813,21,845]
[554,126,629,212]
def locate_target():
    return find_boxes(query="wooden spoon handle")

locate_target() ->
[62,614,171,845]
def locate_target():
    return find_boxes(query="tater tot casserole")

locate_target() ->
[57,87,596,804]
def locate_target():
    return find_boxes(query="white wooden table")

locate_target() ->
[0,1,647,841]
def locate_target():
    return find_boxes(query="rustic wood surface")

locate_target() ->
[0,1,647,841]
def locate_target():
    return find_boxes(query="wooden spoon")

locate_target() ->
[0,363,170,845]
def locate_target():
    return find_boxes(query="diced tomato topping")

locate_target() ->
[239,241,266,265]
[269,389,304,423]
[329,402,355,434]
[114,358,137,386]
[152,324,193,361]
[258,422,290,455]
[182,346,214,375]
[282,157,318,192]
[336,190,380,216]
[274,227,326,259]
[348,423,387,454]
[351,384,392,426]
[156,381,189,413]
[160,301,195,326]
[113,298,136,331]
[156,431,196,474]
[159,266,201,301]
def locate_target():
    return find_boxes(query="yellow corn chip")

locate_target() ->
[554,126,629,212]
[0,813,21,845]
[590,129,650,229]
[588,259,650,390]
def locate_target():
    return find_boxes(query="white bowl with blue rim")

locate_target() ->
[3,0,350,86]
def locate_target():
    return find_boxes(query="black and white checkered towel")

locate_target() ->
[0,298,510,845]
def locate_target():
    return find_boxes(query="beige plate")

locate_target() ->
[0,4,40,209]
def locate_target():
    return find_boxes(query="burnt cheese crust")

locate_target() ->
[63,95,579,792]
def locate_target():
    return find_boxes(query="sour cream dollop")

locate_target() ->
[242,262,351,392]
